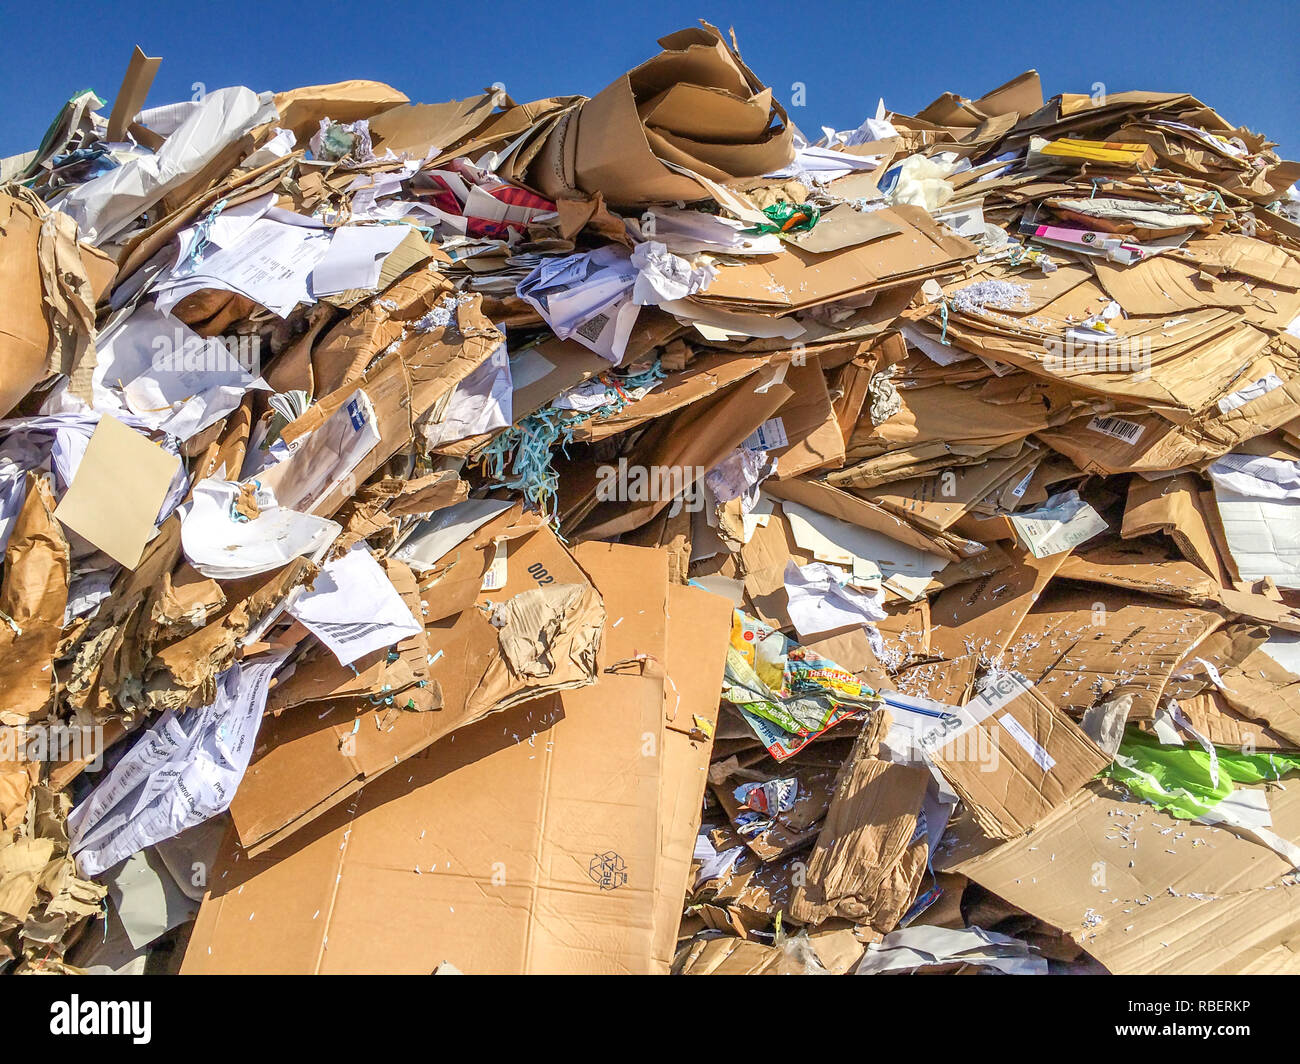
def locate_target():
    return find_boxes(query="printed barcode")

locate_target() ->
[1087,415,1144,445]
[576,313,609,343]
[310,619,396,644]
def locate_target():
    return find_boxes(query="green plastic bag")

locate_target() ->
[1101,729,1300,820]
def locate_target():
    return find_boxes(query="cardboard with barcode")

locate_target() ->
[1038,367,1300,475]
[922,672,1109,840]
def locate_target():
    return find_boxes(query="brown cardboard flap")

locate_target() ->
[789,755,930,928]
[651,582,735,967]
[0,475,69,725]
[229,515,601,853]
[950,780,1300,974]
[925,672,1110,840]
[187,543,671,974]
[697,206,976,315]
[535,23,794,207]
[640,84,772,143]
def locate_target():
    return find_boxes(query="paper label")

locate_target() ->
[918,671,1024,751]
[508,350,556,391]
[743,417,788,452]
[1086,415,1144,445]
[1217,374,1283,415]
[481,539,508,591]
[1009,492,1108,558]
[1010,468,1035,498]
[998,712,1056,771]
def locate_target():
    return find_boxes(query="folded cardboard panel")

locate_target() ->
[187,543,668,973]
[923,672,1110,839]
[229,511,602,853]
[947,781,1300,975]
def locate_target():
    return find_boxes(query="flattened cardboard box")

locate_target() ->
[764,358,846,479]
[1008,586,1225,716]
[572,376,793,538]
[921,672,1109,839]
[916,548,1069,704]
[944,780,1300,975]
[572,350,780,443]
[229,508,602,854]
[789,754,931,929]
[1054,542,1221,604]
[651,582,735,967]
[696,205,975,315]
[186,544,670,974]
[865,449,1041,533]
[763,475,970,561]
[1122,472,1230,584]
[676,935,816,975]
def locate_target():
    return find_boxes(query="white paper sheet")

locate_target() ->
[310,224,412,296]
[257,389,380,514]
[180,479,339,580]
[778,498,948,587]
[154,217,332,318]
[783,560,886,639]
[516,246,641,363]
[639,206,782,256]
[70,649,289,877]
[172,193,276,272]
[1212,486,1300,588]
[1209,452,1300,500]
[766,143,882,182]
[241,127,297,169]
[422,341,512,446]
[94,303,264,441]
[56,86,279,245]
[391,497,513,573]
[629,240,715,304]
[856,925,1047,975]
[288,544,422,665]
[692,835,744,888]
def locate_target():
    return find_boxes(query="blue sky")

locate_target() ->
[1,0,1295,160]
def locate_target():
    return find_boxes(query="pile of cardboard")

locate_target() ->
[1,24,1299,976]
